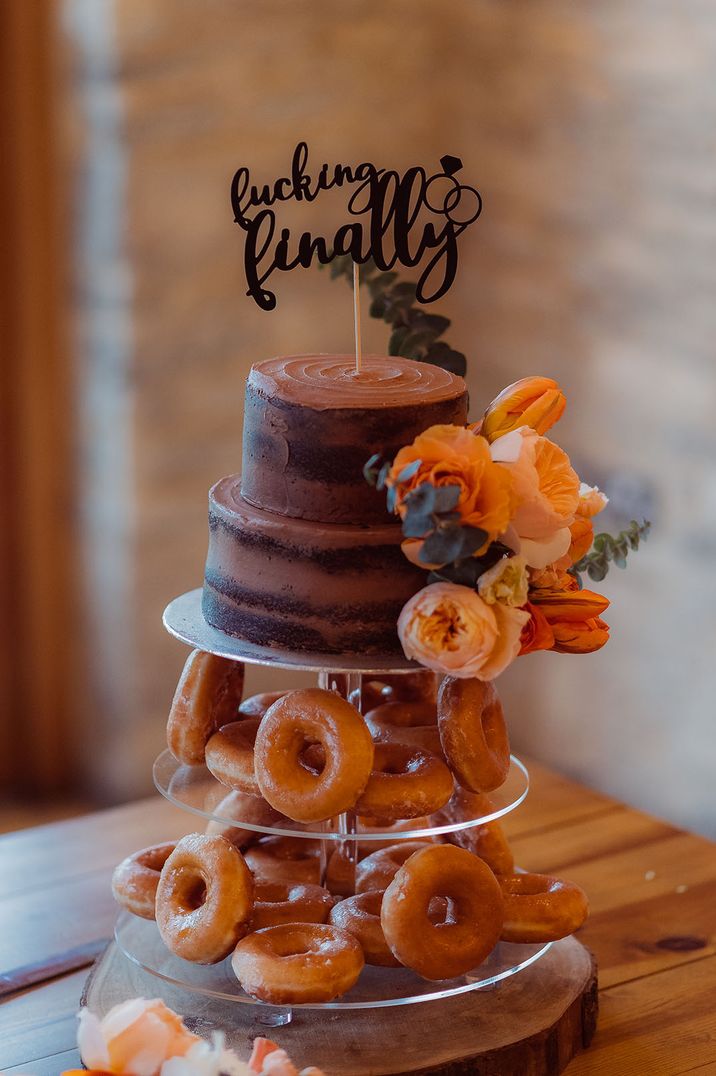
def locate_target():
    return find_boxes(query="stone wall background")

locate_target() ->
[63,0,716,834]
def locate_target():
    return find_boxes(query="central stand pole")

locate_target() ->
[317,670,361,893]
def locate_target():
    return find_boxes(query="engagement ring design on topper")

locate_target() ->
[230,141,482,310]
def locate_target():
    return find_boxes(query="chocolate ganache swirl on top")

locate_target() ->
[241,354,468,525]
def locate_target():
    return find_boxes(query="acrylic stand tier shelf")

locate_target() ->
[85,588,597,1075]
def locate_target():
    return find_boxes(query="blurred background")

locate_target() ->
[1,0,714,835]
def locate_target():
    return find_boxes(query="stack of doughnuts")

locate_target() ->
[111,653,588,1002]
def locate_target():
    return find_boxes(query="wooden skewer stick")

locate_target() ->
[353,260,362,374]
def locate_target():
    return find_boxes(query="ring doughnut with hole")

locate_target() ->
[355,743,453,820]
[111,842,176,920]
[155,833,254,963]
[167,650,245,765]
[381,844,504,980]
[231,923,364,1003]
[499,872,588,942]
[438,676,510,792]
[254,688,374,822]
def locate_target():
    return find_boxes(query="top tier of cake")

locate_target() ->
[240,354,469,524]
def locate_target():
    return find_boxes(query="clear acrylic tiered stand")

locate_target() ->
[113,589,552,1027]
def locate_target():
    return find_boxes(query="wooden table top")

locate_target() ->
[1,756,715,1075]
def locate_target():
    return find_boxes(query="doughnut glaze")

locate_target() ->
[231,922,364,1003]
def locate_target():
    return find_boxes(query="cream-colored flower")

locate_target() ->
[576,482,608,518]
[490,427,580,569]
[477,556,529,607]
[77,1000,200,1076]
[397,581,529,680]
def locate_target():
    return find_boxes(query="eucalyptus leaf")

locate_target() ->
[395,458,422,483]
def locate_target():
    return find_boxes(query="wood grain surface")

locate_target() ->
[1,756,715,1073]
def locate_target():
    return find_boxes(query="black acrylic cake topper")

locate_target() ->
[230,142,482,312]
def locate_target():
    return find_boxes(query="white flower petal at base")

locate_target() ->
[77,999,200,1075]
[161,1033,250,1076]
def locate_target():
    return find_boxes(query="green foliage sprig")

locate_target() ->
[324,255,467,376]
[570,520,651,585]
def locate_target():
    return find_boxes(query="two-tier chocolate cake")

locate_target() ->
[202,354,468,654]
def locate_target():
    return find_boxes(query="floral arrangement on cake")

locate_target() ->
[365,376,649,680]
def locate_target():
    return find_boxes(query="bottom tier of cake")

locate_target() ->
[203,475,425,655]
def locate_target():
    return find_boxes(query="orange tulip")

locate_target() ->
[550,616,610,654]
[482,376,566,443]
[519,602,555,655]
[531,587,610,623]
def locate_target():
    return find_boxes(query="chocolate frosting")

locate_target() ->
[248,354,466,411]
[242,354,468,524]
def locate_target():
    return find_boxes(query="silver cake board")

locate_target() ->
[163,588,420,675]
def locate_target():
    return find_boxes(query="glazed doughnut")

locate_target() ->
[205,790,284,849]
[432,787,514,875]
[499,873,588,942]
[438,677,510,792]
[155,833,253,963]
[244,836,322,886]
[254,689,374,823]
[367,722,442,755]
[381,844,504,980]
[329,891,399,967]
[167,650,245,765]
[232,923,364,1003]
[251,882,335,930]
[357,816,440,852]
[111,842,176,920]
[205,719,261,795]
[362,670,438,710]
[365,701,441,754]
[238,691,288,719]
[355,744,453,821]
[365,700,438,729]
[356,841,432,894]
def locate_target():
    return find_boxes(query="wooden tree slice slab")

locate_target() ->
[83,937,597,1075]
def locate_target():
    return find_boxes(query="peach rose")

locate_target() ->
[77,1000,200,1076]
[388,424,514,550]
[490,427,580,569]
[481,376,566,443]
[397,581,529,680]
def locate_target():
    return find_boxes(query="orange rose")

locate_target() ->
[490,428,580,569]
[397,581,529,680]
[388,425,514,551]
[519,602,555,656]
[482,376,566,442]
